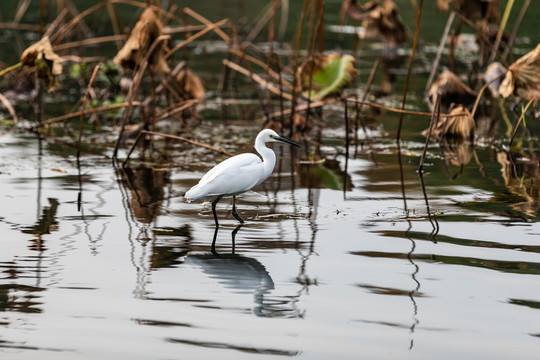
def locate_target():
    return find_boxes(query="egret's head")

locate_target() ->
[259,129,300,147]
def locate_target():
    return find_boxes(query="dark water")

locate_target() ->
[1,1,540,359]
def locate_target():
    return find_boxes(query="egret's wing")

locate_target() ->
[186,153,263,200]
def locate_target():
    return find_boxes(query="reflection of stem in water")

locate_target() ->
[405,221,420,350]
[418,172,439,242]
[114,165,150,298]
[35,137,43,287]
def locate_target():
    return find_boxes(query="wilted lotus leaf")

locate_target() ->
[427,70,477,111]
[357,0,408,46]
[113,7,169,73]
[424,104,475,140]
[20,35,63,91]
[499,44,540,100]
[176,67,205,100]
[297,53,357,101]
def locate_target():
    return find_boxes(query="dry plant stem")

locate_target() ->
[78,64,101,148]
[396,0,423,141]
[164,18,229,59]
[502,0,530,60]
[489,0,515,63]
[51,2,106,43]
[0,22,41,31]
[14,0,31,24]
[165,24,229,34]
[113,34,171,159]
[267,98,334,120]
[245,0,277,43]
[470,71,506,117]
[357,59,381,137]
[42,102,143,125]
[122,130,145,166]
[53,35,128,51]
[156,99,200,121]
[143,130,234,156]
[183,7,232,43]
[453,12,508,67]
[419,94,441,173]
[0,93,19,125]
[105,0,123,50]
[509,98,536,147]
[223,59,294,100]
[345,98,465,118]
[343,99,350,172]
[111,0,184,24]
[44,8,69,38]
[290,0,310,133]
[425,11,455,92]
[228,49,294,90]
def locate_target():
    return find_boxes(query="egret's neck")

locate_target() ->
[255,136,277,179]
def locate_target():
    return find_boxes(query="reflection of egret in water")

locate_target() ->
[185,252,300,318]
[148,223,302,318]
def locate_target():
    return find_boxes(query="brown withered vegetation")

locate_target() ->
[436,0,500,22]
[20,35,63,91]
[345,0,408,46]
[427,70,477,112]
[113,7,170,73]
[0,0,537,170]
[423,105,475,141]
[499,43,540,101]
[175,67,205,101]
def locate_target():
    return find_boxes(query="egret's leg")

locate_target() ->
[211,226,220,256]
[232,196,244,223]
[231,223,243,254]
[211,195,223,227]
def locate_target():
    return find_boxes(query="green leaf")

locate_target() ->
[297,53,357,101]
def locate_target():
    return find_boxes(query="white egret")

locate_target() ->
[185,129,300,226]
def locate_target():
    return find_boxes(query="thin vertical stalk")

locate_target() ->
[418,94,441,173]
[489,0,515,63]
[396,0,423,141]
[289,0,310,135]
[426,11,455,92]
[509,98,535,147]
[502,0,530,61]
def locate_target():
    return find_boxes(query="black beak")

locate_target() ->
[275,136,300,147]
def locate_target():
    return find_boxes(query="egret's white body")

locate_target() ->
[185,129,299,226]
